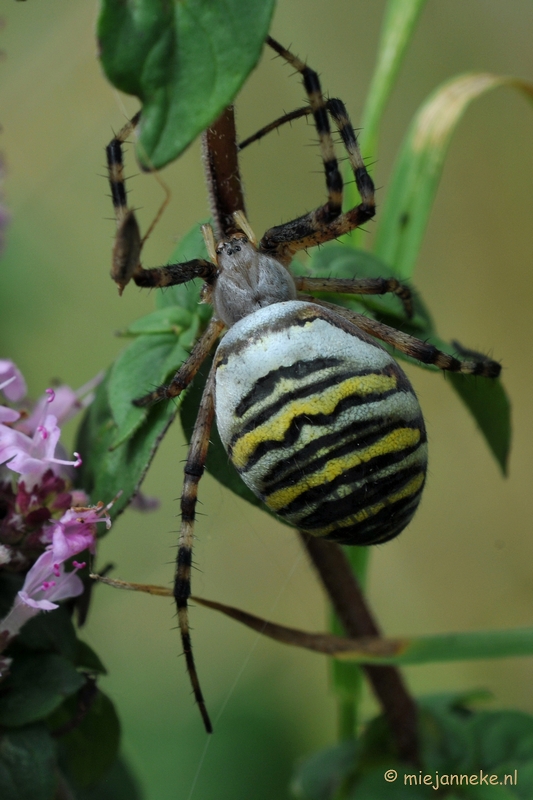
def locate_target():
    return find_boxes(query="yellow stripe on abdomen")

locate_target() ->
[231,372,397,469]
[265,427,421,512]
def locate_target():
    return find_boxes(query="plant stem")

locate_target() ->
[300,533,419,765]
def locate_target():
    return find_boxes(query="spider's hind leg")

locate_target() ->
[308,297,501,378]
[174,360,217,733]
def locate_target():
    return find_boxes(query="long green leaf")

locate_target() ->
[345,0,428,237]
[98,0,276,168]
[344,627,533,666]
[374,73,533,278]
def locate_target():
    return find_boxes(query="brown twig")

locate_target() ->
[300,533,419,764]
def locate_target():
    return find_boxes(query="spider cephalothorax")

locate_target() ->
[105,36,501,733]
[213,232,297,326]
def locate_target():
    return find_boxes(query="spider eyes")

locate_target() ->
[217,243,242,256]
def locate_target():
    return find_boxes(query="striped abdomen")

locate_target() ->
[215,301,427,545]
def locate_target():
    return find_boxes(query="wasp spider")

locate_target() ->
[106,36,501,732]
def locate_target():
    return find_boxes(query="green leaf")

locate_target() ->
[16,606,77,663]
[0,653,84,727]
[66,755,143,800]
[74,641,107,675]
[334,627,533,666]
[54,690,120,788]
[480,761,533,800]
[374,74,533,278]
[347,769,433,799]
[471,711,533,771]
[155,221,209,310]
[448,372,511,475]
[305,244,432,326]
[76,222,212,518]
[108,331,192,447]
[75,367,178,520]
[119,305,193,336]
[461,785,517,800]
[305,243,510,472]
[417,705,475,774]
[98,0,276,168]
[290,740,358,800]
[345,0,428,227]
[0,725,56,800]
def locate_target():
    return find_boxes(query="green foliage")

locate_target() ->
[0,725,56,800]
[64,756,142,800]
[346,0,429,218]
[373,74,533,278]
[0,573,135,798]
[98,0,276,168]
[75,224,211,521]
[292,696,533,799]
[0,653,85,727]
[76,366,178,522]
[50,691,120,787]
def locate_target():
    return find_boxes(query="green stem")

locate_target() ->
[344,0,428,247]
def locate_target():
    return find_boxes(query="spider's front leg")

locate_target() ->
[294,275,414,318]
[106,114,216,293]
[259,38,375,263]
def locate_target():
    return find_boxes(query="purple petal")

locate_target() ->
[0,361,27,402]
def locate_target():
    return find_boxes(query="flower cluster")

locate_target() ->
[0,360,106,666]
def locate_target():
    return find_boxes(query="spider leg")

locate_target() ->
[294,275,414,318]
[238,106,313,150]
[106,114,217,293]
[302,296,501,377]
[133,317,225,407]
[175,361,216,734]
[259,37,375,264]
[107,113,144,292]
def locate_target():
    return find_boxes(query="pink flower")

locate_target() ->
[17,373,102,436]
[0,413,81,487]
[0,500,112,646]
[41,505,109,558]
[0,551,85,641]
[0,360,26,403]
[0,406,19,425]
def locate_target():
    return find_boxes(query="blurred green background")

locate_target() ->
[1,1,532,797]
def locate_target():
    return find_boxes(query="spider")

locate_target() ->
[105,36,501,733]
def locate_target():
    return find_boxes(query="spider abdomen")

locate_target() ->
[215,301,428,545]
